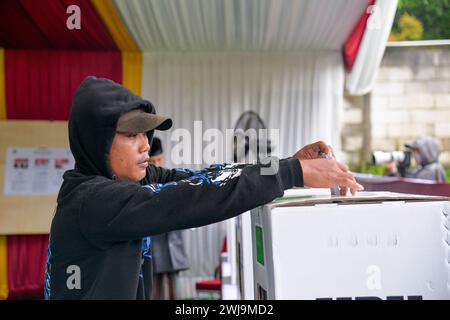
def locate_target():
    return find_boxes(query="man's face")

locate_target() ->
[148,154,165,167]
[109,132,150,181]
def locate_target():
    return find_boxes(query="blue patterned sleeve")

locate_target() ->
[79,159,302,244]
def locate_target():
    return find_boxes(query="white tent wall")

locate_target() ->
[141,50,344,298]
[143,51,344,168]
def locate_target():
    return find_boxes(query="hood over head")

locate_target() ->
[68,76,171,179]
[405,136,441,166]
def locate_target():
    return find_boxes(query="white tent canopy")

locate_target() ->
[114,0,368,51]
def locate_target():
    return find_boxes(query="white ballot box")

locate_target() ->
[235,188,330,300]
[251,192,450,300]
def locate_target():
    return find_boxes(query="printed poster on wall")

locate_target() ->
[3,148,75,195]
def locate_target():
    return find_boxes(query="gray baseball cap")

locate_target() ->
[116,109,172,134]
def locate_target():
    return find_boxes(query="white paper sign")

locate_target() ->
[4,148,75,195]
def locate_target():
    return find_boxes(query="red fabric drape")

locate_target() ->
[343,0,375,72]
[5,49,122,120]
[0,0,117,50]
[7,235,49,300]
[0,0,50,48]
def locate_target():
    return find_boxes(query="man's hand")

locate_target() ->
[293,141,332,160]
[299,158,364,196]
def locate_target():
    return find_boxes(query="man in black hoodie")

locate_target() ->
[45,76,363,300]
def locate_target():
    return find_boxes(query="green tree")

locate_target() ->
[390,13,424,40]
[390,0,450,40]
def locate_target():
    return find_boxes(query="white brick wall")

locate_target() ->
[435,123,450,137]
[372,109,411,124]
[341,47,450,166]
[428,81,450,94]
[372,82,404,95]
[377,67,413,80]
[403,82,430,94]
[441,151,450,165]
[436,95,450,108]
[372,124,387,138]
[388,94,435,109]
[343,136,363,152]
[343,108,362,124]
[387,123,432,138]
[437,67,450,79]
[415,67,435,80]
[410,110,450,123]
[371,96,388,109]
[372,138,396,151]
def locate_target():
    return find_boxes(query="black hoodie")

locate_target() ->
[45,76,303,300]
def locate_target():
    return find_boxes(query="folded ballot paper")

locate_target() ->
[251,191,450,300]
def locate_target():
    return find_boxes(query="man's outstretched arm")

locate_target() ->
[80,158,302,247]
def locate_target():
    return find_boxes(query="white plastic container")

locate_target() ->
[251,191,450,300]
